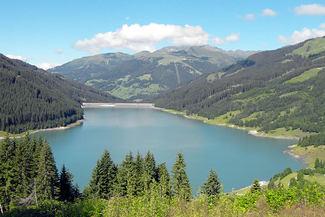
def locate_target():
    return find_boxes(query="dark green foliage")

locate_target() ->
[115,152,137,197]
[201,169,221,197]
[88,150,117,199]
[268,168,292,189]
[0,136,76,212]
[142,151,157,192]
[0,54,121,134]
[250,179,261,193]
[171,152,192,200]
[154,37,325,135]
[35,142,59,201]
[298,133,325,147]
[157,163,172,197]
[59,165,79,202]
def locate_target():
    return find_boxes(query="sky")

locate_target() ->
[1,0,325,69]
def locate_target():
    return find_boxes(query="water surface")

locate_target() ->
[37,107,304,192]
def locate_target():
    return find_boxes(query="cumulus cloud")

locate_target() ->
[36,62,61,70]
[245,14,255,20]
[5,54,27,61]
[225,33,240,42]
[262,9,276,16]
[73,23,210,53]
[212,33,240,45]
[295,4,325,15]
[278,26,325,44]
[56,49,63,54]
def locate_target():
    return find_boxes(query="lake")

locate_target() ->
[37,107,305,192]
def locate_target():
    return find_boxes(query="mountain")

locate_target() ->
[49,45,257,101]
[154,37,325,136]
[0,54,121,134]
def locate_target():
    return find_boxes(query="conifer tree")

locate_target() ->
[134,152,144,196]
[59,165,75,201]
[157,163,171,197]
[202,169,221,197]
[35,141,59,201]
[143,151,156,192]
[89,150,117,199]
[171,152,191,200]
[115,152,137,196]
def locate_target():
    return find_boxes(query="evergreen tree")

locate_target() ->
[134,152,144,196]
[59,165,75,201]
[157,163,171,197]
[115,152,137,197]
[89,150,117,199]
[35,141,59,201]
[171,153,191,200]
[142,151,156,192]
[250,179,261,193]
[201,169,221,197]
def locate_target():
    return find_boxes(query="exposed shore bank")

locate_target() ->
[82,103,154,108]
[153,106,314,167]
[153,106,300,140]
[0,119,84,140]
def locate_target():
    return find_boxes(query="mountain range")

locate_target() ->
[49,46,257,101]
[154,37,325,136]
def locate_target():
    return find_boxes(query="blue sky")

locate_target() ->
[1,0,325,69]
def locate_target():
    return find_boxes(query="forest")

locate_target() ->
[0,135,324,216]
[0,54,121,134]
[154,37,325,136]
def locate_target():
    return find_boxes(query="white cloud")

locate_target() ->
[5,54,27,61]
[212,33,240,45]
[73,23,210,53]
[225,33,240,42]
[320,23,325,28]
[295,4,325,15]
[56,49,63,54]
[36,62,61,70]
[262,9,276,16]
[245,14,255,20]
[211,36,224,45]
[278,26,325,44]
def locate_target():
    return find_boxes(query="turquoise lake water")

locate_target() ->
[37,107,305,192]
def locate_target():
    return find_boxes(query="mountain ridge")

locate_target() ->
[49,45,257,101]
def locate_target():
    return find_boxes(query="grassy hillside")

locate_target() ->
[50,45,257,100]
[154,37,325,138]
[0,54,121,134]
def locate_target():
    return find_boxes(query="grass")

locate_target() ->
[285,67,324,84]
[280,173,297,187]
[111,83,167,99]
[305,173,325,186]
[137,74,152,81]
[291,145,325,167]
[291,37,325,57]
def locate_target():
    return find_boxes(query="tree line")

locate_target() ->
[0,136,221,213]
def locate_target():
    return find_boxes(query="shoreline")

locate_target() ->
[153,106,311,166]
[0,119,84,140]
[153,106,299,140]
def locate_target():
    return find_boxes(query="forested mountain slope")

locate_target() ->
[154,37,325,135]
[49,46,256,100]
[0,54,121,133]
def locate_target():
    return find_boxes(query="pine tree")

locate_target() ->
[35,141,59,201]
[142,151,156,192]
[59,165,75,201]
[115,152,137,197]
[89,150,117,199]
[171,152,191,200]
[134,152,144,196]
[202,169,221,197]
[157,163,171,197]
